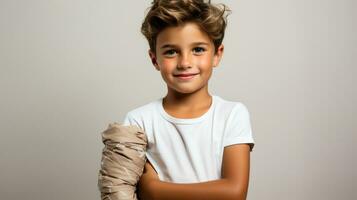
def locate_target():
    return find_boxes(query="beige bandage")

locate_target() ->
[98,122,148,200]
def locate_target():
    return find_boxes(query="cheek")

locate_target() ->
[160,59,176,71]
[161,59,173,66]
[196,55,213,67]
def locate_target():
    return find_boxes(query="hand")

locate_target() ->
[137,160,160,200]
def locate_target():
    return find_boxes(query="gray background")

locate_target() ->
[1,0,356,199]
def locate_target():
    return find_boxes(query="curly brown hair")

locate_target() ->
[141,0,231,55]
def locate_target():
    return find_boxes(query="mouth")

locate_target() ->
[173,73,198,80]
[174,73,199,77]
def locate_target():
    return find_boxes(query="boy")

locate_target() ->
[123,0,255,199]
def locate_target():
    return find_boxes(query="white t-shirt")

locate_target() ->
[122,95,255,183]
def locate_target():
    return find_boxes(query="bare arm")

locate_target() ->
[138,143,251,200]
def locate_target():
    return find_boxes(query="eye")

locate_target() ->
[163,49,177,56]
[193,47,206,54]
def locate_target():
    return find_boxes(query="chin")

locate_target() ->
[175,87,201,94]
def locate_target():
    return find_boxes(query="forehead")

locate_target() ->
[156,22,213,48]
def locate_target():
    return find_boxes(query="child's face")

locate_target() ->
[149,21,224,94]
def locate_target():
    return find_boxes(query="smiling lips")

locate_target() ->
[174,73,198,80]
[174,73,198,77]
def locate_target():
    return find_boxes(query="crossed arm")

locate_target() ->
[137,143,251,200]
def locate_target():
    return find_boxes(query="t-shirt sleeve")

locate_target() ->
[122,112,133,126]
[122,111,143,130]
[223,103,255,152]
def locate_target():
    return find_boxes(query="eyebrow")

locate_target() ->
[160,42,210,49]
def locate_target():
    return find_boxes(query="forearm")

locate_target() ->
[150,178,243,200]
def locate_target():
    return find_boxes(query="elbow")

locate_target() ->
[232,187,248,200]
[227,181,248,200]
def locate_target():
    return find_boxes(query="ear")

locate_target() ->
[148,50,160,71]
[213,44,224,68]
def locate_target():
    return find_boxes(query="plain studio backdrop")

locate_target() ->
[0,0,356,199]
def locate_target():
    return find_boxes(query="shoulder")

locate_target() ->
[215,95,250,117]
[231,102,250,117]
[126,98,159,116]
[213,96,252,136]
[122,98,160,127]
[226,102,251,125]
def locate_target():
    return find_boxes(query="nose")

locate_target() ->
[177,52,192,69]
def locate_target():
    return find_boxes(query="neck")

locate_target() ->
[163,85,212,110]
